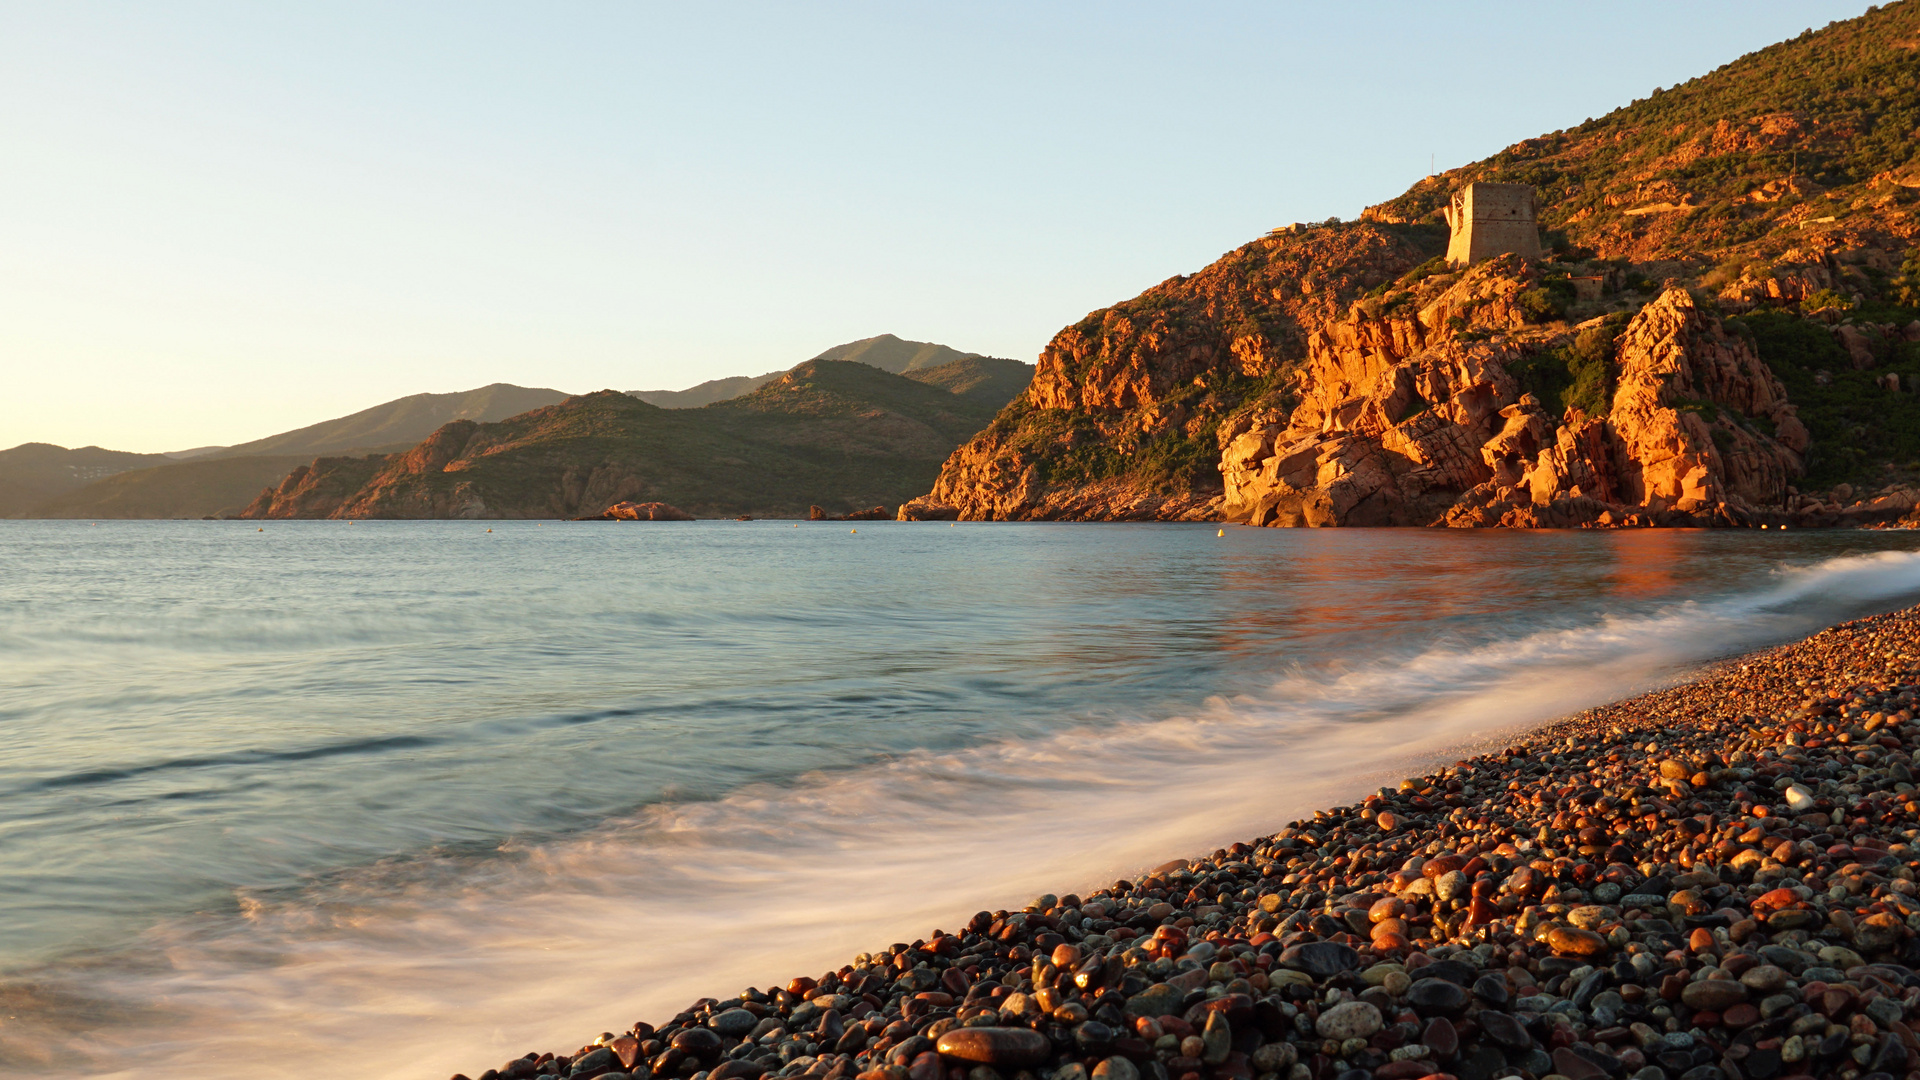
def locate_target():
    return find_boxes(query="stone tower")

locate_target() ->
[1444,183,1542,266]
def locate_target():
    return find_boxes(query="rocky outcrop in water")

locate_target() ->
[583,501,695,521]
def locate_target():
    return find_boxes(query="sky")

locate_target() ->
[0,1,1876,453]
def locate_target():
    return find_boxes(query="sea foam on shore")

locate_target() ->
[459,600,1920,1080]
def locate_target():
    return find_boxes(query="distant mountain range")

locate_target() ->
[5,338,1031,518]
[243,354,1033,519]
[8,383,571,518]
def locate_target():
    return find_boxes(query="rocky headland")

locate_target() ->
[454,606,1920,1080]
[908,4,1920,527]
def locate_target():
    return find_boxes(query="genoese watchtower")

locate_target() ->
[1444,183,1542,266]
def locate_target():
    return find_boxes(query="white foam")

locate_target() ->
[14,548,1920,1079]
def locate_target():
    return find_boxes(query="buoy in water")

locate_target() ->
[487,528,492,532]
[258,528,263,532]
[1217,529,1224,537]
[850,528,857,534]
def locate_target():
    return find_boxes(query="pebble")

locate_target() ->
[1678,978,1748,1010]
[1313,1001,1382,1041]
[1404,978,1468,1016]
[932,1028,1049,1067]
[1546,926,1609,958]
[708,1009,759,1038]
[450,607,1920,1080]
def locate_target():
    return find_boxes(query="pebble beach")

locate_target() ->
[456,605,1920,1080]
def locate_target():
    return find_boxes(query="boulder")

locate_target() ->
[595,500,695,521]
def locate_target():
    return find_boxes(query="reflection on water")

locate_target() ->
[1604,528,1688,599]
[2,521,1919,1078]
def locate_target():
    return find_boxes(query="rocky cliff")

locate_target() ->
[1220,273,1810,528]
[911,2,1920,526]
[906,223,1444,521]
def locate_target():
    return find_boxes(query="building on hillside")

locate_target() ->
[1444,183,1542,266]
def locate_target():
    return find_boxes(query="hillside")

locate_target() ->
[210,382,568,458]
[629,371,784,409]
[909,2,1920,525]
[30,455,313,519]
[628,335,988,409]
[0,444,171,517]
[902,355,1035,404]
[240,356,1030,519]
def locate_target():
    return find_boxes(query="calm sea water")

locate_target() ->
[5,520,1920,1077]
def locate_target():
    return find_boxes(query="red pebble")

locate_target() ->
[1422,1017,1458,1060]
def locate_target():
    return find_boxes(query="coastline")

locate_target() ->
[458,606,1920,1080]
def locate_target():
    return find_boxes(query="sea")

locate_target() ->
[4,519,1920,1078]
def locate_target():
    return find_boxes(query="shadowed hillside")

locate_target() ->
[628,334,989,409]
[241,357,1030,519]
[0,444,171,517]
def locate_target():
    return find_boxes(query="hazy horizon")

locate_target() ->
[3,0,1870,453]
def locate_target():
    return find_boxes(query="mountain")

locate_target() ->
[240,355,1032,519]
[627,335,985,409]
[0,444,171,517]
[629,372,785,409]
[907,2,1920,527]
[16,383,571,519]
[207,382,569,459]
[812,334,981,374]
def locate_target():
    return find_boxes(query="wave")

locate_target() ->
[7,548,1920,1080]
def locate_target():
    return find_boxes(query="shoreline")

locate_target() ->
[457,606,1920,1080]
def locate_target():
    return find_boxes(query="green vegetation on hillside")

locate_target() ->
[901,356,1034,404]
[980,370,1278,495]
[1368,4,1920,269]
[1730,309,1920,485]
[1509,315,1630,418]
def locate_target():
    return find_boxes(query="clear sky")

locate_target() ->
[1,1,1872,453]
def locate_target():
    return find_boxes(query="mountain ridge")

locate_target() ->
[240,355,1030,519]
